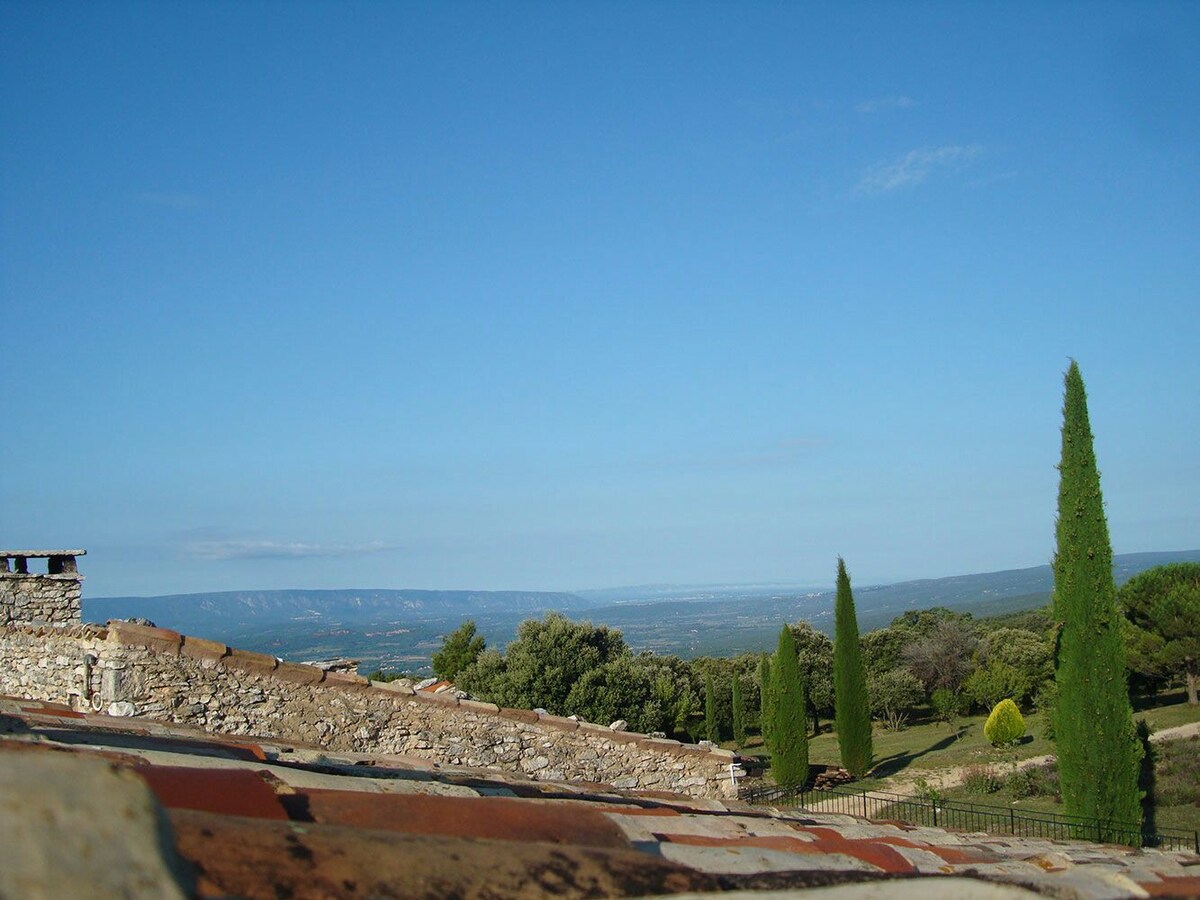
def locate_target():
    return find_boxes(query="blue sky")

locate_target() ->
[3,2,1197,597]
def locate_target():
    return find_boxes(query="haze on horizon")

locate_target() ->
[3,3,1198,598]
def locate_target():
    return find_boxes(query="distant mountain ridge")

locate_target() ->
[85,550,1200,672]
[86,588,593,636]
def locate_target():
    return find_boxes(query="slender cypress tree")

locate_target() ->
[704,673,718,742]
[732,676,746,748]
[833,557,873,777]
[758,653,774,746]
[1052,361,1142,834]
[770,624,809,788]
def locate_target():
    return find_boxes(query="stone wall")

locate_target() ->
[0,573,82,628]
[0,622,741,799]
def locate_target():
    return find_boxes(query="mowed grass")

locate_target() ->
[734,691,1199,793]
[1133,692,1200,731]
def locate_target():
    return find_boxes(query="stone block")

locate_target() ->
[224,648,279,676]
[577,722,640,744]
[458,698,499,714]
[606,730,644,746]
[105,619,180,657]
[636,737,683,752]
[274,661,325,686]
[180,636,228,662]
[498,707,539,724]
[416,690,459,707]
[324,671,371,691]
[537,713,579,732]
[371,680,415,695]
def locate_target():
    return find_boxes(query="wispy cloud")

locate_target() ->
[135,191,205,210]
[185,540,400,561]
[855,144,983,195]
[855,95,917,114]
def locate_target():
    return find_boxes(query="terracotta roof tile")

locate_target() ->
[167,809,724,900]
[134,766,289,820]
[3,690,1199,899]
[292,789,631,848]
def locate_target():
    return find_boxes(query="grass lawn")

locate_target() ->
[733,691,1199,793]
[1134,692,1200,731]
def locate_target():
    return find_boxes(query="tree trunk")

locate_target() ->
[1187,668,1198,706]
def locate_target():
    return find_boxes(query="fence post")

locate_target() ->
[862,790,868,819]
[1010,808,1015,835]
[932,802,938,828]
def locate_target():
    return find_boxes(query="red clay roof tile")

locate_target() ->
[167,809,723,900]
[293,790,631,848]
[134,766,289,820]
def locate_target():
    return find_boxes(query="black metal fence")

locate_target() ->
[741,783,1199,854]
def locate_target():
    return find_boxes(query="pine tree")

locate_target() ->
[770,624,809,788]
[431,620,486,681]
[704,673,718,742]
[732,676,746,748]
[1052,361,1142,835]
[758,653,774,746]
[833,557,873,777]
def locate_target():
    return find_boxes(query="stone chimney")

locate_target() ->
[0,550,86,627]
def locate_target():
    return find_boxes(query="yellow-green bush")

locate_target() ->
[984,698,1025,746]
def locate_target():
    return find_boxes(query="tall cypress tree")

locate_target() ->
[758,653,774,746]
[704,673,718,742]
[732,676,746,748]
[771,624,809,788]
[833,557,873,777]
[1052,361,1142,834]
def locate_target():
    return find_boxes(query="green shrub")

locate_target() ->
[931,687,967,724]
[1006,763,1059,799]
[964,661,1032,711]
[868,668,924,731]
[962,765,1002,795]
[911,776,944,805]
[983,698,1025,746]
[1155,735,1200,806]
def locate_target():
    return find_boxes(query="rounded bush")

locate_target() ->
[984,698,1026,746]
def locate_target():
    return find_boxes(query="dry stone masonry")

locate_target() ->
[0,550,84,628]
[0,621,741,798]
[0,549,740,797]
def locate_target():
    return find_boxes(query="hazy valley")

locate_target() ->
[87,550,1200,674]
